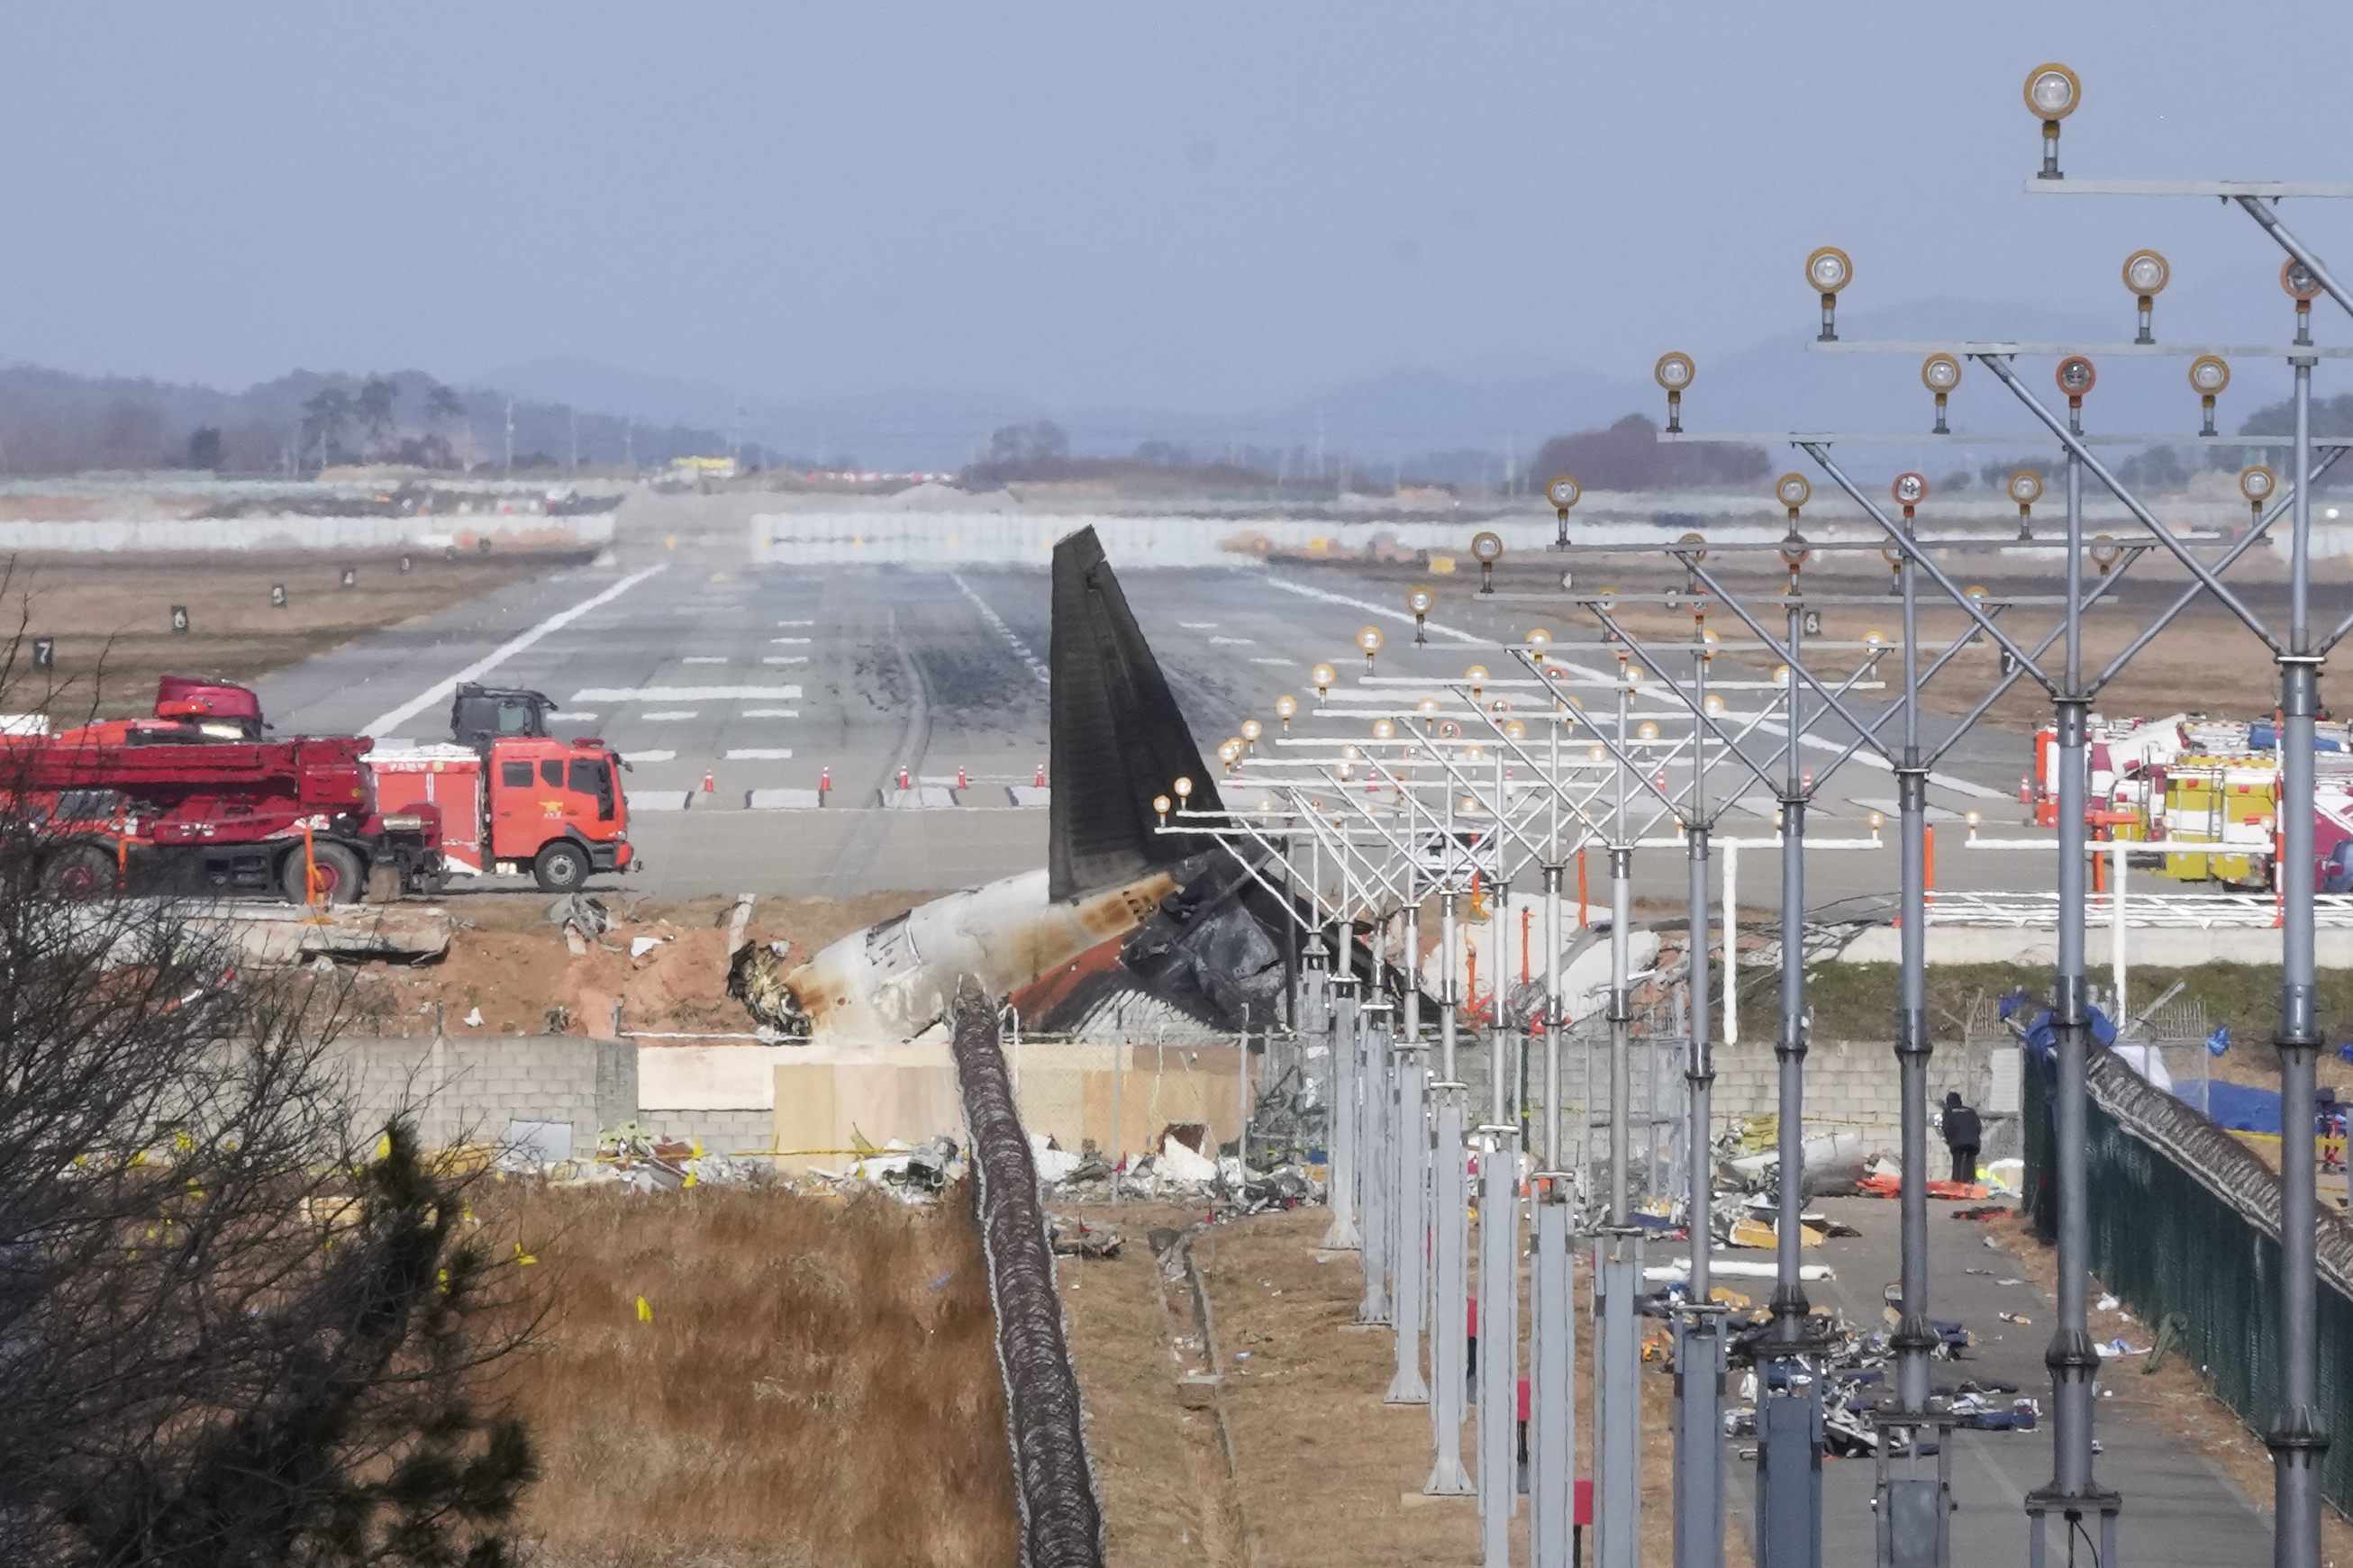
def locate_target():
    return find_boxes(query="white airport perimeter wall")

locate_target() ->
[0,513,614,552]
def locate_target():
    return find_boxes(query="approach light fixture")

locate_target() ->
[1779,531,1812,575]
[1806,247,1853,341]
[1471,530,1504,594]
[2283,257,2326,345]
[1864,629,1891,649]
[1655,353,1695,432]
[2056,356,2096,413]
[2189,356,2230,437]
[1966,810,1984,830]
[1622,663,1646,684]
[2088,535,2122,576]
[1406,584,1436,643]
[2121,249,2169,343]
[1240,718,1263,752]
[1547,473,1581,549]
[1776,472,1811,521]
[1274,693,1299,731]
[1676,531,1708,563]
[1586,746,1607,764]
[2008,469,2043,540]
[2241,465,2276,521]
[1153,793,1171,824]
[1358,624,1385,666]
[1703,693,1727,717]
[1173,775,1193,802]
[1636,721,1661,741]
[1504,719,1527,742]
[1921,354,1962,434]
[1415,695,1440,730]
[2024,62,2081,179]
[1310,663,1336,697]
[1371,718,1396,741]
[1868,811,1885,831]
[1465,664,1489,698]
[1965,584,1993,613]
[1892,470,1928,519]
[1772,663,1792,688]
[1438,720,1463,741]
[1218,739,1241,769]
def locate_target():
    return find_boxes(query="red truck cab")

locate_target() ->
[484,736,632,890]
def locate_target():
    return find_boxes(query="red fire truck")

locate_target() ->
[368,682,633,893]
[0,678,444,902]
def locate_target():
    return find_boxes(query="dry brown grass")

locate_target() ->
[489,1183,1016,1568]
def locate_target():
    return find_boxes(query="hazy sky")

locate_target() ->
[6,4,2353,412]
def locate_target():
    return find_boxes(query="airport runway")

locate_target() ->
[254,502,2058,904]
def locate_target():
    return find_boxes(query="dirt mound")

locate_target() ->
[341,891,937,1039]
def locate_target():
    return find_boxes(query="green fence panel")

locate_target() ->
[2024,1048,2353,1514]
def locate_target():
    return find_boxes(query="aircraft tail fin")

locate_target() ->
[1049,527,1222,902]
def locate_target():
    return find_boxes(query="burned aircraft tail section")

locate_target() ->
[1049,526,1223,903]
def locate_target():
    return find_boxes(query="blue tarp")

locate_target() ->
[2168,1079,2285,1135]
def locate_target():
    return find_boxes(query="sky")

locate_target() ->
[4,4,2353,418]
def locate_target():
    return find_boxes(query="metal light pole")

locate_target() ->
[1391,897,1431,1405]
[2026,375,2118,1564]
[1595,667,1642,1568]
[1325,896,1364,1249]
[1479,1031,1522,1566]
[1880,481,1953,1565]
[1428,879,1476,1495]
[1531,858,1576,1567]
[1676,639,1725,1568]
[1359,996,1394,1322]
[2270,344,2326,1568]
[1755,560,1822,1568]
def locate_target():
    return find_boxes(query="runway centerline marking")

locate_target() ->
[951,573,1050,686]
[682,656,729,664]
[363,563,668,737]
[639,711,699,721]
[740,707,800,718]
[725,748,794,761]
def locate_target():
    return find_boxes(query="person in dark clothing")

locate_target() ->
[1941,1091,1982,1183]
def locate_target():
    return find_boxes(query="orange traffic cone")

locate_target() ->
[820,766,831,796]
[1034,763,1046,787]
[702,769,715,793]
[956,765,968,789]
[897,764,911,790]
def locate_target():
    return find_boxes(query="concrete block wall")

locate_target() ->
[1709,1036,2021,1158]
[329,1035,637,1154]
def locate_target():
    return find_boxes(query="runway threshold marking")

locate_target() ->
[363,563,668,737]
[568,684,804,702]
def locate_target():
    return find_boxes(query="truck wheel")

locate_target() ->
[40,843,115,900]
[282,841,365,905]
[533,840,591,893]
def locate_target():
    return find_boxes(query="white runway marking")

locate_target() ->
[725,748,795,760]
[569,684,804,702]
[683,656,729,664]
[1180,621,1218,629]
[363,564,668,737]
[769,637,812,644]
[952,573,1051,686]
[1249,657,1294,666]
[740,708,799,718]
[623,749,677,763]
[639,711,699,721]
[1264,576,1485,643]
[777,620,813,626]
[1211,636,1258,645]
[763,656,808,666]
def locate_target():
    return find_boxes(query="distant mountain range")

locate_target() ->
[0,292,2303,481]
[483,294,2295,483]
